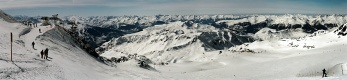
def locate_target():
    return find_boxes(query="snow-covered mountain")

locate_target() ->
[8,13,347,80]
[91,14,346,62]
[70,14,347,46]
[94,15,347,80]
[0,11,122,80]
[15,14,347,48]
[14,14,347,63]
[95,21,254,62]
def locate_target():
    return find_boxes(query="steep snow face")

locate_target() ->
[0,19,141,80]
[36,26,120,80]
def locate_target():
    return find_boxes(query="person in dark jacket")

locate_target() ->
[44,48,49,59]
[40,50,44,59]
[322,68,327,78]
[32,42,35,49]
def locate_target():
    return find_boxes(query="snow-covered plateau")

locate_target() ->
[3,10,347,80]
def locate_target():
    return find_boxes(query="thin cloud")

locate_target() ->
[1,0,346,16]
[0,0,99,9]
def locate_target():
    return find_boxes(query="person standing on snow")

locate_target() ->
[40,50,44,59]
[32,41,35,49]
[322,68,327,78]
[44,48,49,59]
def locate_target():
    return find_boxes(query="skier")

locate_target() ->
[39,29,41,33]
[44,48,49,59]
[40,50,44,59]
[322,68,327,78]
[32,42,35,49]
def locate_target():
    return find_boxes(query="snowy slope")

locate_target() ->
[96,19,346,64]
[93,13,347,80]
[0,16,161,79]
[97,21,347,80]
[6,13,347,80]
[0,10,17,23]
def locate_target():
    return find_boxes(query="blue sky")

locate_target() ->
[0,0,346,16]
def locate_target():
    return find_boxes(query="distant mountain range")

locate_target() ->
[13,14,347,51]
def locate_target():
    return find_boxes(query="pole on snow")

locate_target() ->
[10,32,13,62]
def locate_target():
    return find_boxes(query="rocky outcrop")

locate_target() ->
[198,31,254,51]
[335,23,347,36]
